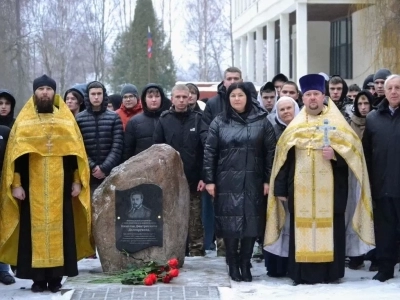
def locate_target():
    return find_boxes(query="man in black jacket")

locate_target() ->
[153,84,205,256]
[363,74,400,282]
[76,81,124,195]
[373,68,391,107]
[123,84,171,160]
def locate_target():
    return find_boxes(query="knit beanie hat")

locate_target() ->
[33,74,56,92]
[373,69,391,82]
[121,84,139,98]
[362,74,374,90]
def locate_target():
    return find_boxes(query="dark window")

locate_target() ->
[330,17,352,78]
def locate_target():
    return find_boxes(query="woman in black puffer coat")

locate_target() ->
[203,82,276,282]
[75,81,124,188]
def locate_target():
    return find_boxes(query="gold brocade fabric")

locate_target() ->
[0,95,94,267]
[264,99,375,262]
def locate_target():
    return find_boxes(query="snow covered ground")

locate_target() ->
[1,250,400,299]
[220,256,400,300]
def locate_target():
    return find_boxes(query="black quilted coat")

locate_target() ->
[75,81,124,182]
[203,104,276,238]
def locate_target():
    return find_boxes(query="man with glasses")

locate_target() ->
[116,84,143,130]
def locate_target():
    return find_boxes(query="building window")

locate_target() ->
[275,39,280,75]
[330,17,352,78]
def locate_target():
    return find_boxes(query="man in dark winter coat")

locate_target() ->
[373,68,391,107]
[76,81,124,193]
[0,90,16,128]
[153,84,205,256]
[199,67,242,145]
[123,84,171,160]
[363,74,400,282]
[327,75,352,120]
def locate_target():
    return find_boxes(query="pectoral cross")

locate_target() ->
[46,139,53,153]
[316,119,336,147]
[306,143,313,156]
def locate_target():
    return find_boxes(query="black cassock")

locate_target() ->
[14,154,79,282]
[274,148,349,284]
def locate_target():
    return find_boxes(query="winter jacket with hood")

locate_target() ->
[64,83,87,113]
[75,81,124,183]
[0,90,16,128]
[203,87,276,238]
[153,107,203,191]
[362,98,400,199]
[349,90,374,139]
[123,83,171,160]
[327,75,353,120]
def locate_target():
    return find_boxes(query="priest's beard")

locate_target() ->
[34,95,54,113]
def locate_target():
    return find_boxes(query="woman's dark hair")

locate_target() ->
[66,90,84,104]
[223,82,253,122]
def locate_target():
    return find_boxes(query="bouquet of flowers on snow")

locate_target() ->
[119,258,180,285]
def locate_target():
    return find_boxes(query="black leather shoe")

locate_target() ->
[0,272,15,285]
[373,271,394,282]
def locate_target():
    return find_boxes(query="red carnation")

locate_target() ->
[143,275,154,286]
[168,258,179,269]
[162,274,172,283]
[169,268,179,278]
[148,273,157,284]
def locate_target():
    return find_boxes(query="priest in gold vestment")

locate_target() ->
[0,75,94,293]
[264,74,374,285]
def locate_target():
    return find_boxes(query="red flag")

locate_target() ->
[147,26,153,58]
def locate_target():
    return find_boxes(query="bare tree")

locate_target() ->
[184,0,232,81]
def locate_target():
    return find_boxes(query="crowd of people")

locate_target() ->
[0,65,398,292]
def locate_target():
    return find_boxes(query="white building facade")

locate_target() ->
[232,0,375,86]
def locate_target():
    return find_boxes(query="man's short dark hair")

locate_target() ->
[348,84,361,92]
[224,67,242,79]
[146,88,160,96]
[329,76,344,85]
[261,89,275,95]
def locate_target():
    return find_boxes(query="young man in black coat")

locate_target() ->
[123,84,171,160]
[153,84,205,256]
[76,81,124,195]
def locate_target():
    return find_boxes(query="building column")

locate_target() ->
[266,21,275,81]
[234,39,241,67]
[241,35,247,80]
[296,2,308,81]
[256,27,264,84]
[280,13,290,79]
[247,32,255,82]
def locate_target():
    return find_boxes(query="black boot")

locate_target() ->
[224,238,242,282]
[240,237,256,282]
[48,276,62,293]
